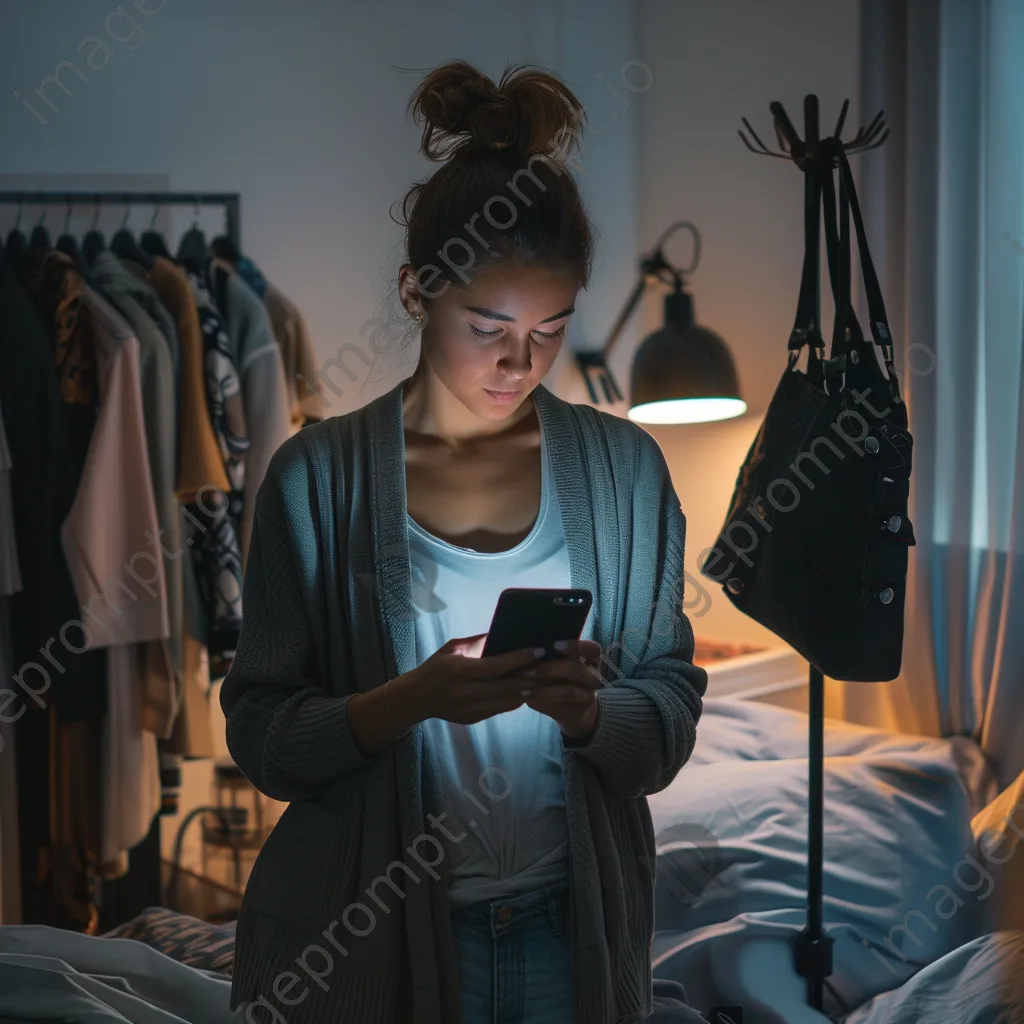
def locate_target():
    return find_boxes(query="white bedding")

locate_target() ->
[841,930,1024,1023]
[0,925,240,1023]
[650,696,1003,1023]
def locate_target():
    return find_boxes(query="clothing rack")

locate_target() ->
[0,191,242,250]
[0,188,244,933]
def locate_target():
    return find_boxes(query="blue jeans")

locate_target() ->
[450,884,573,1024]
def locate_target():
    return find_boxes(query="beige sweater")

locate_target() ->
[263,282,326,430]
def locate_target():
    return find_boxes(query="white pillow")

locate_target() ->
[649,749,983,1018]
[970,767,1024,934]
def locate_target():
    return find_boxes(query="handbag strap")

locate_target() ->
[788,155,826,374]
[818,145,853,361]
[819,145,905,407]
[799,143,852,394]
[837,147,897,376]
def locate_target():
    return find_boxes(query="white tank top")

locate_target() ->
[406,414,571,905]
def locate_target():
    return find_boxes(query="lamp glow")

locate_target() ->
[628,396,748,425]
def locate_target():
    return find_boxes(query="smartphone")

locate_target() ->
[480,587,593,661]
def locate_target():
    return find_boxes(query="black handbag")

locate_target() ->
[700,140,915,682]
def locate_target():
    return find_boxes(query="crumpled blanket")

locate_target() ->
[0,924,242,1023]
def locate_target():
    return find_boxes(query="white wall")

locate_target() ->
[0,0,644,408]
[632,0,862,648]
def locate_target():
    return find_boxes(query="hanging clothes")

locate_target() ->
[207,261,291,570]
[0,399,20,597]
[0,596,22,927]
[263,282,326,431]
[140,254,226,761]
[64,287,166,876]
[0,398,23,927]
[91,250,179,395]
[10,247,106,933]
[230,252,325,432]
[147,256,230,501]
[185,269,247,677]
[88,252,183,742]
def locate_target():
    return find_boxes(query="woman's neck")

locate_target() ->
[402,361,535,446]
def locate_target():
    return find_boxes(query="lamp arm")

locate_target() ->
[600,271,651,360]
[602,223,701,360]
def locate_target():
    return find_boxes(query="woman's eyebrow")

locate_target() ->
[464,305,575,324]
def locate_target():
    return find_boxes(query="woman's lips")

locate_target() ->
[484,388,522,402]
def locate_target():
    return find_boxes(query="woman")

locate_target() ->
[221,60,708,1024]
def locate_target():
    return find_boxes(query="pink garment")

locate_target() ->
[61,298,169,649]
[61,288,164,867]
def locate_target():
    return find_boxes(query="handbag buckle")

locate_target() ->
[823,371,846,396]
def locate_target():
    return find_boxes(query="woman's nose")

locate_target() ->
[498,340,533,375]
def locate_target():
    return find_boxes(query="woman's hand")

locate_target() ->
[393,633,547,727]
[517,638,605,741]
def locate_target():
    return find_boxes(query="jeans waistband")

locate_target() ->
[449,884,568,939]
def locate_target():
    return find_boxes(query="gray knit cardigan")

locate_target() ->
[220,374,708,1023]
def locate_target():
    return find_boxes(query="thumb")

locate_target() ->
[445,633,489,657]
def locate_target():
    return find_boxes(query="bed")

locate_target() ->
[649,695,1024,1023]
[2,692,1022,1023]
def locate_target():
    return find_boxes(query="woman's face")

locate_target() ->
[401,260,578,423]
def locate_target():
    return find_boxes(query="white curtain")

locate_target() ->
[827,0,1024,792]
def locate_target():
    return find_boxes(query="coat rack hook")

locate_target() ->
[149,204,160,231]
[91,196,101,230]
[64,198,73,234]
[740,96,887,171]
[122,203,132,228]
[832,99,850,139]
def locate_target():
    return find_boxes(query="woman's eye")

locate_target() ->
[468,324,568,340]
[535,325,568,340]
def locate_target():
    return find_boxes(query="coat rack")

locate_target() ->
[737,94,888,1016]
[0,190,242,250]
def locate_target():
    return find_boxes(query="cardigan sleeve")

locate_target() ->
[561,427,707,799]
[219,445,374,803]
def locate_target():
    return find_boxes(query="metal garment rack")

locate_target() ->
[0,191,242,249]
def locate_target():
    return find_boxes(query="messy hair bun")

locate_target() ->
[395,60,595,312]
[408,59,586,164]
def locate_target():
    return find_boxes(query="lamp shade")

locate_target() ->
[628,286,747,425]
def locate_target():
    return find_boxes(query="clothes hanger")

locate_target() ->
[210,235,240,266]
[176,198,209,274]
[4,202,27,265]
[55,199,91,277]
[110,203,155,270]
[211,220,267,296]
[27,205,52,257]
[81,199,107,264]
[140,203,172,259]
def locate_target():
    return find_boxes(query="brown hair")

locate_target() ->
[396,60,596,305]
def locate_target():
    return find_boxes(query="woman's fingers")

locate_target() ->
[465,644,545,678]
[550,638,603,665]
[520,655,603,688]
